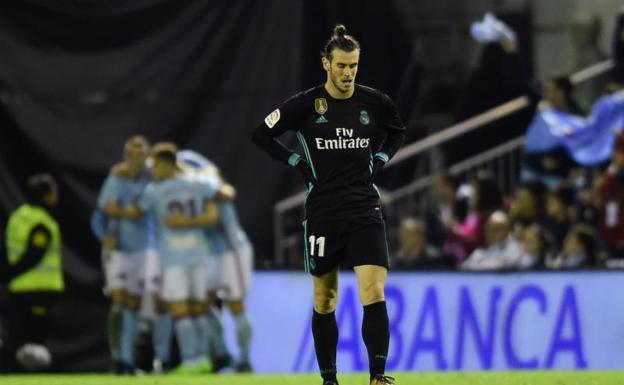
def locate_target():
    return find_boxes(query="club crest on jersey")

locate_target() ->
[264,108,281,129]
[315,98,328,115]
[360,110,370,125]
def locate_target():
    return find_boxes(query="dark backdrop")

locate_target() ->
[0,0,409,370]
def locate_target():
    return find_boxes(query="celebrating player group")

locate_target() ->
[92,139,253,375]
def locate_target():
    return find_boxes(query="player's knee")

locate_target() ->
[314,287,338,313]
[190,300,208,316]
[169,301,190,319]
[124,295,141,311]
[228,300,245,315]
[359,281,385,305]
[156,298,169,314]
[111,289,126,305]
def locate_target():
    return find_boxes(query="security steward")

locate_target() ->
[1,174,64,370]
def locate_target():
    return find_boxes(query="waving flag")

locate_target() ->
[525,92,624,165]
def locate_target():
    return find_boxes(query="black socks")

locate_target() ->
[313,301,390,382]
[362,301,389,379]
[312,310,339,383]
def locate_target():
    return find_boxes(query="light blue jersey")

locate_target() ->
[177,149,216,170]
[96,169,151,252]
[138,175,219,268]
[218,201,250,251]
[204,228,229,257]
[177,149,250,254]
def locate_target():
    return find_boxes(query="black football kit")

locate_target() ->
[252,83,406,275]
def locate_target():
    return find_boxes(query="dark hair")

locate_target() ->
[473,171,503,213]
[550,75,584,114]
[550,185,576,207]
[25,173,57,205]
[321,24,360,60]
[551,76,573,97]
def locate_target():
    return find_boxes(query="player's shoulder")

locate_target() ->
[110,162,129,178]
[286,84,324,104]
[356,84,392,103]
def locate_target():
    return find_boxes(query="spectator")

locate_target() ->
[543,185,576,249]
[597,133,624,258]
[423,172,469,247]
[509,181,546,236]
[393,218,442,270]
[522,76,581,188]
[443,172,503,264]
[518,223,554,270]
[546,224,597,269]
[462,211,524,271]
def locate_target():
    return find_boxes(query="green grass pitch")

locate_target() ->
[1,372,623,385]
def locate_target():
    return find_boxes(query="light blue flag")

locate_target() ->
[525,92,624,165]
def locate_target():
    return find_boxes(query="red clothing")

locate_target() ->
[598,167,624,247]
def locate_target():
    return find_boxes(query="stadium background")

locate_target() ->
[0,0,623,377]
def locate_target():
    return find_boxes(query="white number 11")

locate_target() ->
[308,235,326,257]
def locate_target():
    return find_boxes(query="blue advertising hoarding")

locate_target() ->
[221,271,624,373]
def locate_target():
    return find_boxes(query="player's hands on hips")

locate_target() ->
[370,157,385,183]
[296,158,317,185]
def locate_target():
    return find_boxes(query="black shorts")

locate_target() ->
[302,214,390,277]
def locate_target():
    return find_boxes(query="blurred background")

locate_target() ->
[1,0,624,375]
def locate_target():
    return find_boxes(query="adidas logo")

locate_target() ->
[316,115,328,124]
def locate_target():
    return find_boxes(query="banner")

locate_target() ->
[229,271,624,373]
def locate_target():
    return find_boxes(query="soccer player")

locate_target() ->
[252,25,406,385]
[111,143,220,373]
[178,150,254,372]
[92,136,151,374]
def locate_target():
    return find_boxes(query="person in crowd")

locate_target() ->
[597,133,624,259]
[546,224,597,269]
[509,181,547,237]
[461,210,524,271]
[522,77,583,188]
[543,185,576,249]
[518,223,554,270]
[423,173,469,247]
[443,171,503,265]
[393,218,441,270]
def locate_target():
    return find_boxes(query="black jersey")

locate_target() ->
[252,84,406,219]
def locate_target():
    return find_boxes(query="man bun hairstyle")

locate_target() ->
[321,24,360,60]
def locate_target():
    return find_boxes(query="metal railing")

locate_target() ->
[272,59,614,266]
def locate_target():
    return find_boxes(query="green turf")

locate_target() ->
[1,372,623,385]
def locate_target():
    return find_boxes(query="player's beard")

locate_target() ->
[330,70,353,94]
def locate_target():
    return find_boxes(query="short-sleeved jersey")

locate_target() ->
[218,201,250,250]
[96,170,151,253]
[253,84,406,219]
[177,150,251,254]
[138,174,219,267]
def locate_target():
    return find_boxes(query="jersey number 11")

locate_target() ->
[308,235,326,257]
